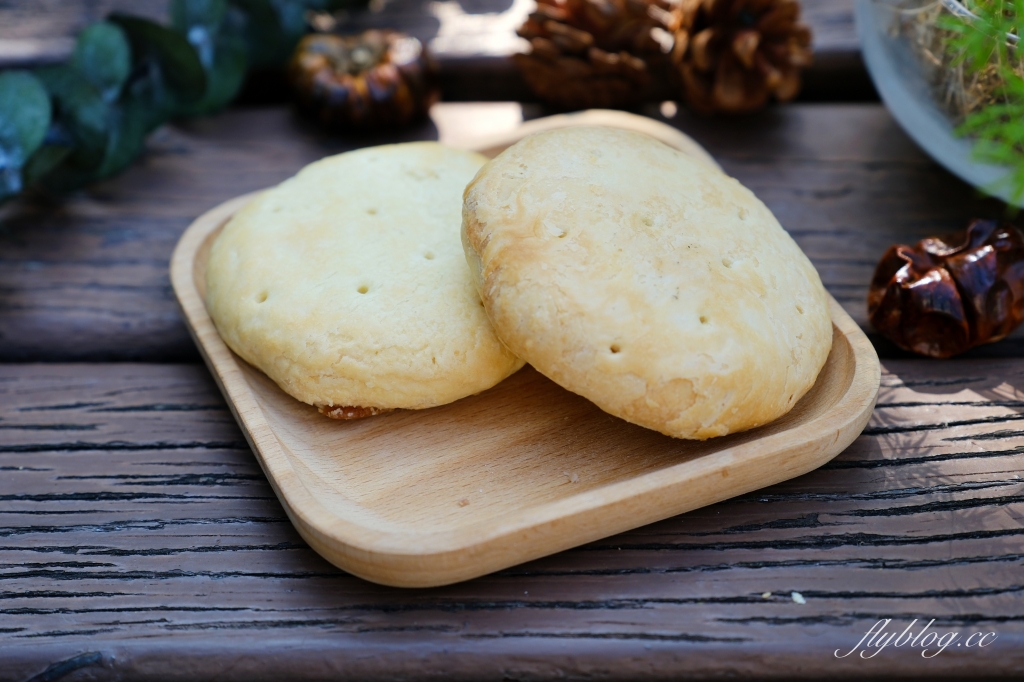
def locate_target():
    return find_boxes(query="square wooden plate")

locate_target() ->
[170,110,881,588]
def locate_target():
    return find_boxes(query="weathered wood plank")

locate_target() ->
[0,361,1022,679]
[0,0,871,102]
[0,102,1011,361]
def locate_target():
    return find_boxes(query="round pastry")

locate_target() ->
[206,142,524,418]
[462,126,832,439]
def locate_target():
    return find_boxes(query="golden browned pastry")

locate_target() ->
[462,126,831,439]
[206,142,524,417]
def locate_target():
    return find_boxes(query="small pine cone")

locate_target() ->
[514,0,677,110]
[671,0,813,114]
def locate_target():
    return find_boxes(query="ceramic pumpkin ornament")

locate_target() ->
[868,220,1024,358]
[288,30,438,129]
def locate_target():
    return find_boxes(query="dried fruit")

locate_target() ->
[513,0,677,110]
[288,30,438,130]
[868,219,1024,358]
[671,0,813,114]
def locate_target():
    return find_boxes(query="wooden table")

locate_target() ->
[1,1,1023,680]
[3,101,1022,681]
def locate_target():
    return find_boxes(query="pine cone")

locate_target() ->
[671,0,812,114]
[514,0,677,110]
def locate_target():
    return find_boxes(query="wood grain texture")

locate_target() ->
[0,0,870,101]
[169,115,879,585]
[0,360,1021,678]
[0,102,1013,362]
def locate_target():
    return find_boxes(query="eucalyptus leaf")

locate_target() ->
[0,71,52,160]
[227,0,288,69]
[110,13,208,103]
[95,97,150,179]
[35,65,111,170]
[182,35,248,116]
[22,142,73,186]
[273,0,308,47]
[120,58,194,133]
[1,1,375,206]
[73,22,132,102]
[0,163,21,201]
[171,0,229,33]
[42,95,150,192]
[173,0,230,70]
[0,71,52,202]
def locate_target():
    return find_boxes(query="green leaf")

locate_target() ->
[183,35,248,116]
[273,0,309,46]
[109,13,208,103]
[0,71,52,201]
[34,65,111,170]
[170,0,247,115]
[0,71,52,160]
[226,0,326,70]
[172,0,229,69]
[73,22,132,102]
[94,97,150,179]
[226,0,287,70]
[171,0,229,33]
[40,96,150,192]
[22,142,73,186]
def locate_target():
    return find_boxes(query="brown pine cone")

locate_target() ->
[514,0,677,110]
[671,0,812,114]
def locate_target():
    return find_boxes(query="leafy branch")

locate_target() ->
[0,0,365,204]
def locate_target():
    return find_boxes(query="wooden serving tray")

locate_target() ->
[170,110,880,588]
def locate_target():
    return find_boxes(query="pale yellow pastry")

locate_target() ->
[462,126,832,439]
[206,142,524,416]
